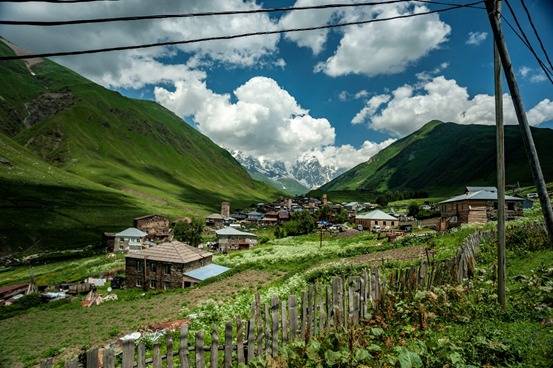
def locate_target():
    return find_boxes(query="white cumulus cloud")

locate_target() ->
[352,76,553,136]
[313,3,451,77]
[155,73,390,169]
[466,31,488,46]
[0,0,280,88]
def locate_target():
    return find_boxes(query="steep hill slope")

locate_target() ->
[317,120,553,197]
[0,41,280,255]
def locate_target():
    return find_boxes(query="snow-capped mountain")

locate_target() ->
[231,151,345,191]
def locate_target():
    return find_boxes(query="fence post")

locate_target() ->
[256,305,264,356]
[122,339,135,368]
[271,296,279,356]
[288,294,297,340]
[153,341,162,368]
[167,335,174,368]
[264,303,271,356]
[332,277,343,326]
[281,301,288,343]
[195,331,205,368]
[180,325,189,368]
[210,325,218,368]
[300,291,307,339]
[40,358,53,368]
[237,318,245,365]
[224,321,233,368]
[247,319,255,363]
[103,349,115,368]
[137,342,146,368]
[86,347,99,368]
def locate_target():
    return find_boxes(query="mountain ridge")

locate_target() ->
[316,120,553,198]
[0,40,280,254]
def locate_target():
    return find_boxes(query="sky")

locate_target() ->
[1,0,552,170]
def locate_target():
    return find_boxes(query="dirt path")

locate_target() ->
[311,245,427,271]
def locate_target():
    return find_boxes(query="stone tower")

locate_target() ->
[221,201,230,218]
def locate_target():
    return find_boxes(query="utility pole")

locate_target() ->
[485,0,553,244]
[493,0,506,309]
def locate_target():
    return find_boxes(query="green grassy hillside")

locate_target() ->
[0,41,280,255]
[318,120,553,198]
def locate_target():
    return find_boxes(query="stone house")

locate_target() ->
[215,226,257,251]
[133,215,172,242]
[114,227,147,252]
[125,241,228,289]
[355,210,398,231]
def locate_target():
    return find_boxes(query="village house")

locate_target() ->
[114,227,148,252]
[355,210,399,231]
[215,226,258,251]
[439,186,524,227]
[125,240,229,289]
[246,211,264,222]
[133,215,172,242]
[206,202,234,227]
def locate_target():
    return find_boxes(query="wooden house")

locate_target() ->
[133,215,172,242]
[215,226,257,251]
[125,241,228,289]
[355,210,398,231]
[439,186,524,227]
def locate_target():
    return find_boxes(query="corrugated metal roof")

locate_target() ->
[466,186,497,193]
[116,227,147,238]
[355,209,398,220]
[126,241,212,263]
[215,226,256,237]
[440,190,524,204]
[184,263,230,281]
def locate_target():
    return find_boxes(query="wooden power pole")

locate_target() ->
[485,0,553,244]
[493,0,506,309]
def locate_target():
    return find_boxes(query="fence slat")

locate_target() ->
[40,358,53,368]
[300,291,307,339]
[237,318,245,365]
[281,301,288,343]
[195,331,205,368]
[65,358,79,368]
[224,321,233,368]
[86,347,98,368]
[247,319,255,363]
[325,285,332,329]
[103,348,115,368]
[137,343,146,368]
[313,285,319,337]
[271,296,279,356]
[264,303,271,356]
[211,326,218,368]
[288,295,297,340]
[307,285,314,341]
[122,340,135,368]
[180,325,189,368]
[256,306,264,356]
[153,342,162,368]
[167,335,174,368]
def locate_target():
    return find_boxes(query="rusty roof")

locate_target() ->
[125,241,212,264]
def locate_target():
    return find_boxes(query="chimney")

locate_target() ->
[221,201,230,218]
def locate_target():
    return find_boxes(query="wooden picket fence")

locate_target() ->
[42,231,490,368]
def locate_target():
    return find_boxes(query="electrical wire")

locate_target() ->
[519,0,553,72]
[0,0,484,26]
[0,1,483,61]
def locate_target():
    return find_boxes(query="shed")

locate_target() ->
[215,226,257,251]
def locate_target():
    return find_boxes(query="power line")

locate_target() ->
[519,0,553,72]
[500,0,553,84]
[0,0,483,26]
[0,1,483,61]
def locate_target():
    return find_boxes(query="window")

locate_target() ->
[149,279,156,289]
[149,262,157,272]
[165,264,171,274]
[383,221,387,226]
[137,260,143,272]
[163,281,171,290]
[391,221,395,226]
[136,278,142,287]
